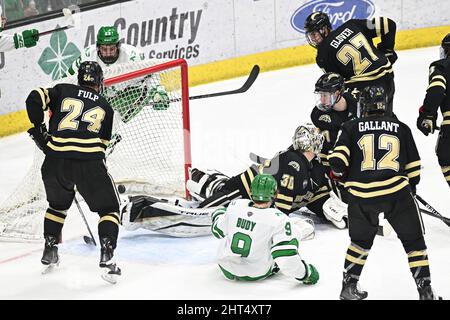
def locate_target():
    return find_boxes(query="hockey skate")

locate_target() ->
[99,237,121,284]
[416,278,442,300]
[339,273,368,300]
[41,235,60,274]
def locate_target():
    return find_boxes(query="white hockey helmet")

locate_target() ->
[292,123,324,155]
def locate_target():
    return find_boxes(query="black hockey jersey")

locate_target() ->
[316,17,396,85]
[329,115,420,203]
[26,83,114,160]
[422,57,450,131]
[310,88,359,166]
[239,149,315,213]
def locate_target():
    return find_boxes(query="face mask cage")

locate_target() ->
[293,126,324,154]
[314,91,339,112]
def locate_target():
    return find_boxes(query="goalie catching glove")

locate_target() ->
[27,123,50,151]
[149,85,170,110]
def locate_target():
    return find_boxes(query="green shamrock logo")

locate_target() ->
[38,26,81,80]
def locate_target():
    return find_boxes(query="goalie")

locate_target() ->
[64,26,170,122]
[120,124,348,236]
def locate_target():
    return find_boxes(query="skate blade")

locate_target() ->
[101,267,121,284]
[41,261,60,275]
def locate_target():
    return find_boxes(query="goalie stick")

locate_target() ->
[188,65,260,101]
[416,194,450,227]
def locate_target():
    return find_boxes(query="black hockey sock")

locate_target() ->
[343,242,370,282]
[407,250,431,281]
[43,207,67,239]
[98,212,120,249]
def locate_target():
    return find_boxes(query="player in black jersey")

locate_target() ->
[329,86,441,300]
[304,12,397,113]
[417,33,450,187]
[310,72,359,228]
[310,72,359,166]
[26,61,121,283]
[127,125,330,223]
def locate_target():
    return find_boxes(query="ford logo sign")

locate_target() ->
[291,0,375,34]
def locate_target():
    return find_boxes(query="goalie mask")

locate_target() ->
[250,174,277,202]
[97,26,120,65]
[78,61,104,92]
[292,124,324,155]
[314,72,344,112]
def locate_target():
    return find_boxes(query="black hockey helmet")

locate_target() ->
[78,61,104,92]
[304,12,332,48]
[314,73,344,112]
[358,86,387,117]
[441,33,450,59]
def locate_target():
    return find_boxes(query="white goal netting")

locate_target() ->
[0,59,191,241]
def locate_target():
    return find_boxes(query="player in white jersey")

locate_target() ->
[212,174,319,283]
[64,26,169,121]
[0,15,39,52]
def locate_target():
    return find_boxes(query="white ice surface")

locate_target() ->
[0,46,448,300]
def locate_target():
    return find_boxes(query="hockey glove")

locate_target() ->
[417,106,437,136]
[13,29,39,49]
[298,261,319,285]
[27,123,50,151]
[377,44,398,65]
[329,169,343,182]
[150,85,170,110]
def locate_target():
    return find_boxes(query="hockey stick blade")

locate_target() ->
[189,65,260,100]
[83,235,96,245]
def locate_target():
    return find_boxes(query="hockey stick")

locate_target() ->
[74,197,97,246]
[189,65,260,100]
[416,195,450,227]
[38,8,75,37]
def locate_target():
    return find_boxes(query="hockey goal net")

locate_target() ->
[0,58,191,241]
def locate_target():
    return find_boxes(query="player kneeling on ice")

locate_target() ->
[211,174,318,283]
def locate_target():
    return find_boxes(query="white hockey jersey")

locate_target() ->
[65,43,145,77]
[212,199,307,280]
[0,32,15,52]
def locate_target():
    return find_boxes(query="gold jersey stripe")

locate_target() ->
[442,166,450,174]
[349,245,369,256]
[443,111,450,118]
[375,17,381,37]
[52,136,109,146]
[345,175,406,189]
[275,202,292,210]
[277,194,294,202]
[45,212,65,224]
[247,168,255,182]
[35,88,47,111]
[427,82,446,90]
[328,152,349,167]
[446,175,450,182]
[409,260,429,268]
[99,215,120,225]
[441,120,450,126]
[432,75,447,83]
[346,68,393,84]
[405,160,421,170]
[407,170,420,179]
[240,173,251,198]
[346,254,366,266]
[408,250,427,258]
[383,17,389,34]
[47,142,106,153]
[334,145,350,157]
[348,180,409,198]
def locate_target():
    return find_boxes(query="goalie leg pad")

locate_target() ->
[290,217,315,241]
[322,192,348,229]
[186,168,229,201]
